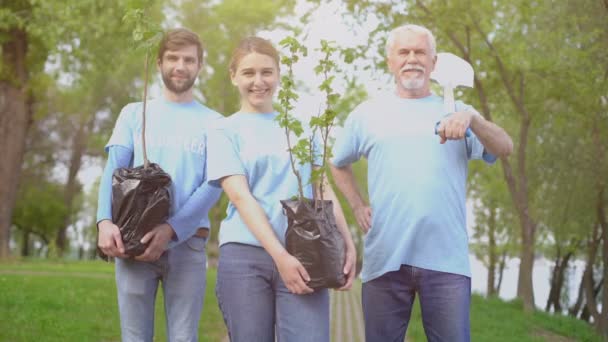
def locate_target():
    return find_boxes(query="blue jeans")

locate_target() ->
[115,235,208,342]
[216,243,330,342]
[362,264,471,342]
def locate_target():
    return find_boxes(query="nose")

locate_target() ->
[175,58,186,70]
[254,72,263,84]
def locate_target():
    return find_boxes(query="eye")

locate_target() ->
[263,70,273,75]
[185,57,197,64]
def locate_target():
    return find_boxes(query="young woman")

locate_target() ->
[207,37,356,342]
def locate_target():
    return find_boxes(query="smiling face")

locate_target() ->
[158,44,201,95]
[231,52,279,113]
[386,30,437,98]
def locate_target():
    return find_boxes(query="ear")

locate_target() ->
[230,71,237,86]
[431,54,438,72]
[156,58,162,72]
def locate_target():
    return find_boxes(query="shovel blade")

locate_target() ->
[431,52,474,88]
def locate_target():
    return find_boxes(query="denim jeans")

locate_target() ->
[362,264,471,342]
[115,235,207,342]
[216,243,330,342]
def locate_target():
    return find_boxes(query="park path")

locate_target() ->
[330,284,366,342]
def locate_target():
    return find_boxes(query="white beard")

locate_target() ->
[399,77,425,90]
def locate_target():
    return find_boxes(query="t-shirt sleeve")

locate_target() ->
[458,102,497,164]
[96,145,133,224]
[105,103,139,152]
[331,106,364,167]
[207,127,246,187]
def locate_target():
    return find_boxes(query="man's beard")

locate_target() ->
[161,71,196,94]
[398,64,426,90]
[399,77,425,90]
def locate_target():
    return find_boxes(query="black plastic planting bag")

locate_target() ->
[109,163,172,257]
[281,198,346,289]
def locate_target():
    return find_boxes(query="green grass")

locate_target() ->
[403,295,600,342]
[0,260,225,342]
[1,260,601,342]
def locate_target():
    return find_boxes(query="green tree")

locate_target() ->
[0,0,165,258]
[12,180,68,256]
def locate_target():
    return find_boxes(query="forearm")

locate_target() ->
[222,176,288,260]
[470,115,513,157]
[329,164,367,211]
[96,145,132,224]
[167,182,222,243]
[320,180,356,250]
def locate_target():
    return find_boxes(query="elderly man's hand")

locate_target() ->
[353,204,372,233]
[134,223,175,262]
[437,111,474,144]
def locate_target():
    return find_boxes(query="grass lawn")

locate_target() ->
[403,295,600,341]
[0,260,226,342]
[1,260,601,341]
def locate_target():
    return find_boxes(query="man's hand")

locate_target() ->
[134,223,175,262]
[353,204,372,233]
[273,250,314,295]
[337,243,357,291]
[97,220,128,258]
[437,111,474,144]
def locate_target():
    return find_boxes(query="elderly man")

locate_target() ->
[330,24,513,341]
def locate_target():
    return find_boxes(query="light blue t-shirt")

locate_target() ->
[207,112,321,247]
[104,97,222,242]
[332,92,495,282]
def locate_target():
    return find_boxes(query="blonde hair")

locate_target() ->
[229,37,280,73]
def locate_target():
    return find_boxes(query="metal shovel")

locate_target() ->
[431,52,474,137]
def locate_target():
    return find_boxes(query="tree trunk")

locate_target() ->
[487,205,497,297]
[546,254,561,312]
[582,224,600,322]
[496,250,507,294]
[597,189,608,338]
[55,115,94,255]
[569,273,585,318]
[0,29,30,259]
[581,277,604,322]
[20,229,30,257]
[583,189,608,337]
[546,251,572,313]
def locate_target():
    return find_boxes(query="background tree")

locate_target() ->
[0,0,165,258]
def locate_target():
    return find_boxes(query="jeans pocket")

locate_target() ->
[186,236,207,252]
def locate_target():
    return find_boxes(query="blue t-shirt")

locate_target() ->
[207,112,321,247]
[332,92,495,282]
[101,97,222,242]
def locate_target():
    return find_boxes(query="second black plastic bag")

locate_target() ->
[281,198,345,289]
[111,163,172,257]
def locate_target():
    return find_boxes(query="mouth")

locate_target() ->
[249,88,269,96]
[400,65,425,74]
[171,73,189,80]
